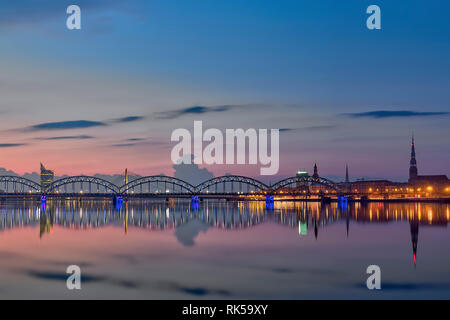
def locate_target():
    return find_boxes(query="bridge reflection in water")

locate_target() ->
[1,200,448,255]
[0,200,448,231]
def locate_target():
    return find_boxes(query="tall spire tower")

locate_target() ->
[410,219,419,267]
[345,164,349,184]
[312,163,319,181]
[409,135,418,182]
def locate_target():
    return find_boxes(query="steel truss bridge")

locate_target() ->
[0,174,346,198]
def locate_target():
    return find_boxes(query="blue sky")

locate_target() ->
[0,0,449,180]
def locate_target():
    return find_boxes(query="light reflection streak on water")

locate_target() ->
[0,200,448,237]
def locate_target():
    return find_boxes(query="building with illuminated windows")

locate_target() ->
[285,137,449,198]
[40,163,54,192]
[408,135,449,185]
[345,136,450,197]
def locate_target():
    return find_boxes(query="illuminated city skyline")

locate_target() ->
[1,0,450,303]
[0,136,448,189]
[0,1,449,180]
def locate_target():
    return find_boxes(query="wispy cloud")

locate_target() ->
[110,140,168,148]
[22,115,146,132]
[110,143,138,147]
[0,143,26,148]
[26,120,105,131]
[153,104,261,120]
[35,135,94,140]
[343,110,449,119]
[154,105,232,120]
[331,135,400,142]
[113,116,145,123]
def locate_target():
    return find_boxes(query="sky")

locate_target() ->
[0,0,449,181]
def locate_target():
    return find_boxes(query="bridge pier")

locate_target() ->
[360,196,369,205]
[191,196,199,211]
[320,196,331,204]
[338,195,348,209]
[265,196,274,210]
[41,195,47,211]
[113,195,123,210]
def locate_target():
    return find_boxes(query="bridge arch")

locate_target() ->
[121,175,195,194]
[195,175,269,194]
[46,176,120,194]
[270,176,341,192]
[0,176,41,193]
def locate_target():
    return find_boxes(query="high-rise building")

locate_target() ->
[40,163,54,191]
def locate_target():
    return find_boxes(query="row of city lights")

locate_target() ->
[16,185,450,194]
[367,186,450,193]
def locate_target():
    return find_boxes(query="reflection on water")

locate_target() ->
[2,200,448,244]
[0,199,449,299]
[2,200,448,230]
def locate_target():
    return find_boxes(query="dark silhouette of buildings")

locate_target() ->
[312,163,319,182]
[339,136,449,197]
[409,135,418,181]
[408,135,449,185]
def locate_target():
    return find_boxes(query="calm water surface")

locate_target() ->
[0,199,449,299]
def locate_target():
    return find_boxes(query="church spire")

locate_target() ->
[312,163,319,181]
[409,134,418,182]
